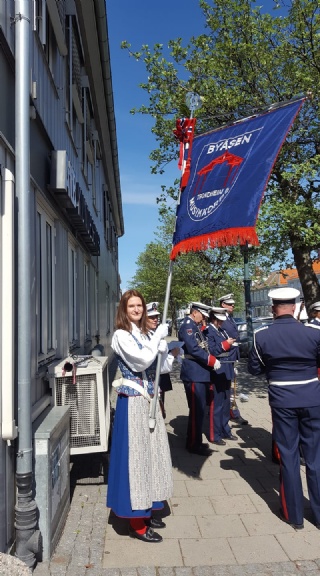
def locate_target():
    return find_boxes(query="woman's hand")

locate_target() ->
[156,323,168,339]
[158,339,168,354]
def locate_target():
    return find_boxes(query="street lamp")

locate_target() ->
[240,242,253,349]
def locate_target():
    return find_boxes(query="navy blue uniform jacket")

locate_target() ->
[248,316,320,408]
[221,315,240,361]
[178,317,216,382]
[207,324,238,381]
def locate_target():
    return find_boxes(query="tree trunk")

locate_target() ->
[290,237,320,313]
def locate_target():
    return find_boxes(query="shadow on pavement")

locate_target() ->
[220,428,312,520]
[70,452,108,499]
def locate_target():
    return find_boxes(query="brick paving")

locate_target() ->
[33,357,320,576]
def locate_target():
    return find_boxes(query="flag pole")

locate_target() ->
[149,93,200,430]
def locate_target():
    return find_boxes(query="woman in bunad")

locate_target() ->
[207,307,238,445]
[107,289,173,543]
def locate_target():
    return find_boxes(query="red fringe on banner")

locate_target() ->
[170,226,259,261]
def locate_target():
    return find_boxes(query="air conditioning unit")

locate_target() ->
[48,356,110,455]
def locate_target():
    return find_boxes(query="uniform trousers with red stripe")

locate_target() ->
[183,380,208,450]
[272,405,320,526]
[211,375,232,442]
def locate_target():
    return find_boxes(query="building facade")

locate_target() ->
[0,0,123,555]
[251,263,320,318]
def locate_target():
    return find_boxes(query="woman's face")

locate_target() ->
[127,296,144,325]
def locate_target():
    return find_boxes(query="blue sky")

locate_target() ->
[107,0,281,292]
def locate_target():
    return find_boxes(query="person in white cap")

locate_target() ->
[207,307,239,445]
[219,293,248,426]
[308,301,320,327]
[178,302,221,456]
[248,287,320,530]
[146,302,179,417]
[219,293,240,351]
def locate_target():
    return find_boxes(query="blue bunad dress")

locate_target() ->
[207,323,238,441]
[107,324,173,519]
[248,316,320,527]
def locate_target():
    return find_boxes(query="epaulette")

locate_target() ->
[254,325,269,334]
[305,322,320,331]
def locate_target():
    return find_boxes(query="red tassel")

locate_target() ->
[170,227,259,260]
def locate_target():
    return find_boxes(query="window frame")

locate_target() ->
[36,202,56,364]
[68,240,79,347]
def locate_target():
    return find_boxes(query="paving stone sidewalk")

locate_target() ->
[33,358,320,576]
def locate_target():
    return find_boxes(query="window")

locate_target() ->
[34,0,46,45]
[36,206,56,361]
[93,271,99,337]
[65,14,84,144]
[106,282,110,335]
[84,261,89,338]
[68,243,78,345]
[34,1,60,82]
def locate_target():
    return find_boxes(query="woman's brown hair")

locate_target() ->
[115,289,148,334]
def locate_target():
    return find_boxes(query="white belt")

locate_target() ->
[112,374,152,402]
[269,377,319,387]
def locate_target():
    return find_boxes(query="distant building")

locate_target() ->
[251,262,320,318]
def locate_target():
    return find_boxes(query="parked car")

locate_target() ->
[237,316,274,357]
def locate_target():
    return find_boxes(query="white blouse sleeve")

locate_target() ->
[111,328,162,372]
[160,352,174,374]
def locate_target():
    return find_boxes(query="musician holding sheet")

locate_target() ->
[207,307,238,445]
[178,302,221,456]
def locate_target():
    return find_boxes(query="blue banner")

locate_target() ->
[171,99,304,260]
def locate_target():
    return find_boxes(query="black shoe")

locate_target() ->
[231,416,248,425]
[224,434,237,440]
[129,526,163,543]
[279,510,304,530]
[187,445,213,456]
[145,517,166,529]
[212,439,226,446]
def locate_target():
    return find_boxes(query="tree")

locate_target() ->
[122,0,320,308]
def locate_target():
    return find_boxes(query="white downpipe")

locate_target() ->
[1,168,17,441]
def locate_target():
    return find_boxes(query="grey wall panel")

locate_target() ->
[0,53,14,148]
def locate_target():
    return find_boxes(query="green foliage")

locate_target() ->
[122,0,320,303]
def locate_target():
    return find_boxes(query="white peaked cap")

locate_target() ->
[191,302,211,318]
[219,293,235,304]
[210,306,228,321]
[146,302,160,316]
[268,287,300,302]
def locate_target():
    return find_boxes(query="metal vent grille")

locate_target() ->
[55,374,100,449]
